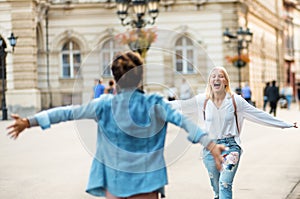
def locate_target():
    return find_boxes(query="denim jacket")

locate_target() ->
[30,89,211,197]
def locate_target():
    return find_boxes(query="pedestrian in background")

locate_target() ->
[91,78,100,99]
[6,51,225,199]
[105,79,117,95]
[267,80,280,116]
[284,84,293,110]
[180,78,192,100]
[94,78,105,98]
[263,82,270,111]
[167,85,177,101]
[241,82,252,104]
[170,66,297,199]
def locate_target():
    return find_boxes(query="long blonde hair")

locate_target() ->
[205,66,233,99]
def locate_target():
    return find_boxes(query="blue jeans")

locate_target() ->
[285,95,292,110]
[203,137,241,199]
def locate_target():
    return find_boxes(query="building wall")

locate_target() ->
[294,6,300,85]
[1,0,295,116]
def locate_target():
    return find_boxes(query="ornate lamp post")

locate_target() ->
[116,0,160,29]
[115,0,160,56]
[223,27,253,92]
[0,33,18,120]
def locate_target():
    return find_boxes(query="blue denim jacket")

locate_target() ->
[32,89,211,197]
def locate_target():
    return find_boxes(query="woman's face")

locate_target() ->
[209,69,228,93]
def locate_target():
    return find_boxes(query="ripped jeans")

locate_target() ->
[203,137,241,199]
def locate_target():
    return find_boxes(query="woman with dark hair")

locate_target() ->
[6,51,224,199]
[105,79,116,94]
[268,80,280,116]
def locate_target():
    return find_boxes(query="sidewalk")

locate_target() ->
[0,102,299,199]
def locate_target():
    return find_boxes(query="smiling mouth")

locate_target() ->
[214,83,221,87]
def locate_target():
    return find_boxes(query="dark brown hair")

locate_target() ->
[111,51,143,89]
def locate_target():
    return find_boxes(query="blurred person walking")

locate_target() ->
[267,80,280,116]
[94,78,105,98]
[180,79,192,100]
[284,84,293,110]
[105,79,117,95]
[241,82,252,105]
[263,82,270,111]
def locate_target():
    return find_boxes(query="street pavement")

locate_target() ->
[0,104,299,199]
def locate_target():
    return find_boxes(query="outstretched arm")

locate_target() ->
[6,114,30,139]
[164,101,225,170]
[236,95,297,129]
[168,94,205,115]
[6,99,101,140]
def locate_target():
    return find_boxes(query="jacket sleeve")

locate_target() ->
[32,99,100,130]
[163,100,212,147]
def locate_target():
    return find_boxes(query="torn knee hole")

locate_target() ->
[220,182,232,189]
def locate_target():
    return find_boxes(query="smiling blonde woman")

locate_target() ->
[171,66,297,199]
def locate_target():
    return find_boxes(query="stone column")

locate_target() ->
[6,1,41,117]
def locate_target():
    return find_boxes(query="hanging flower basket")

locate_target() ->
[225,54,250,68]
[116,28,157,58]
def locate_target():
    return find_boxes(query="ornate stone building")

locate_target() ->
[0,0,298,116]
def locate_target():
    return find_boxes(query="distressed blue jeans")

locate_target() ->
[203,137,241,199]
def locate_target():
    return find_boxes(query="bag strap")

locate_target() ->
[203,98,209,120]
[203,95,240,133]
[231,94,240,133]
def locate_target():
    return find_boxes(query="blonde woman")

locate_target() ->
[171,66,297,199]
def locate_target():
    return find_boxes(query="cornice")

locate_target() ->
[242,0,284,30]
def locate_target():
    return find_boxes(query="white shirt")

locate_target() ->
[285,86,293,96]
[170,92,294,145]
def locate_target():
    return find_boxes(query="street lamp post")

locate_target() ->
[115,0,160,55]
[0,33,18,120]
[223,27,253,93]
[116,0,160,29]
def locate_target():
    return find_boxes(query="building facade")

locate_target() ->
[0,0,298,116]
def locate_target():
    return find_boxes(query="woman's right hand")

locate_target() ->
[206,142,226,171]
[293,122,298,128]
[6,114,30,140]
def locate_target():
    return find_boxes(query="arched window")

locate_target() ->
[101,38,121,76]
[174,36,196,74]
[61,40,81,78]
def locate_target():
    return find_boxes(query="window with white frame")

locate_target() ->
[174,36,196,74]
[101,38,121,76]
[61,40,81,78]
